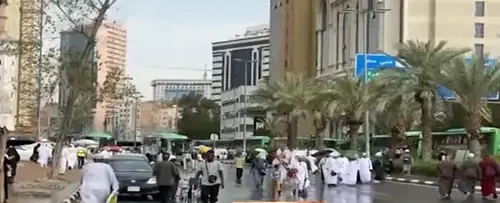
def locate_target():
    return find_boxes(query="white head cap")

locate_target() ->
[331,151,340,157]
[404,149,410,153]
[354,154,359,159]
[467,153,475,158]
[362,152,367,157]
[375,152,382,157]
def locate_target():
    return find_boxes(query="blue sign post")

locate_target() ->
[354,54,499,100]
[354,54,403,80]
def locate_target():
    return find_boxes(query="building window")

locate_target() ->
[474,23,484,38]
[474,44,484,57]
[475,1,485,17]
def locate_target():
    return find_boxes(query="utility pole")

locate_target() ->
[233,58,260,153]
[340,0,389,156]
[133,99,138,147]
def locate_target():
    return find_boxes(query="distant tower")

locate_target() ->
[203,64,208,80]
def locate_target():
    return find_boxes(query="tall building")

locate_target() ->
[151,79,211,101]
[220,86,266,139]
[138,101,177,133]
[269,0,318,82]
[105,77,138,140]
[211,24,270,103]
[269,0,318,137]
[0,41,18,130]
[0,2,20,131]
[317,0,500,77]
[94,21,127,132]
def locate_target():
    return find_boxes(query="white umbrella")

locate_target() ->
[74,139,98,146]
[254,148,267,154]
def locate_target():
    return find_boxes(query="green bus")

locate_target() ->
[369,127,500,157]
[432,127,500,156]
[272,137,349,150]
[192,136,271,150]
[142,133,189,156]
[369,131,423,157]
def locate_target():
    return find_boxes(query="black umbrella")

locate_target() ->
[312,149,335,157]
[7,134,36,146]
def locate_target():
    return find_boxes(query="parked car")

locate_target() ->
[104,154,158,200]
[17,142,54,161]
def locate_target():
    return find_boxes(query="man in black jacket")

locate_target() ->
[153,153,180,203]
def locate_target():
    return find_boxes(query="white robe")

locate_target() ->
[80,163,119,203]
[67,147,77,169]
[59,147,69,174]
[37,146,49,166]
[295,161,310,190]
[344,159,360,185]
[322,157,341,185]
[338,157,349,184]
[359,157,373,183]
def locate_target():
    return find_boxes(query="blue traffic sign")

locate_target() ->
[354,54,403,80]
[439,58,499,100]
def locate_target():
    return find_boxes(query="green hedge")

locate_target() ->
[411,160,439,177]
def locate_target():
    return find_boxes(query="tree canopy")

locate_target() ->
[177,93,220,140]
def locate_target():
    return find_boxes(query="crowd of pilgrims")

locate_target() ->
[244,148,499,201]
[242,148,382,201]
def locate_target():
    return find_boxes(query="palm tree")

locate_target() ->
[256,115,286,148]
[306,78,341,150]
[252,73,314,149]
[369,91,450,153]
[322,75,371,150]
[439,56,500,156]
[376,40,470,160]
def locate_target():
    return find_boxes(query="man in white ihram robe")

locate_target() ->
[66,144,77,170]
[58,145,69,174]
[293,156,310,199]
[37,144,49,167]
[359,153,373,183]
[80,158,119,203]
[343,154,360,185]
[322,152,341,187]
[338,154,349,184]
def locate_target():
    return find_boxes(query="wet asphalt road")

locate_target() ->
[118,164,498,203]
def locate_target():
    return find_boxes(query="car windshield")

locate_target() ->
[109,160,152,172]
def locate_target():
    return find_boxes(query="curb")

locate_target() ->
[61,187,80,203]
[385,176,500,192]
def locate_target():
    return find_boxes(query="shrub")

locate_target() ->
[411,159,439,177]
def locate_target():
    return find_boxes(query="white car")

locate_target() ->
[17,142,54,161]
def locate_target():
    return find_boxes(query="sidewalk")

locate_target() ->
[12,161,81,200]
[385,173,500,192]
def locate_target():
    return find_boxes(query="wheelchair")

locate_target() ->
[177,177,201,203]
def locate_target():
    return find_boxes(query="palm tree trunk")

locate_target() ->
[314,118,326,150]
[348,123,361,150]
[420,92,433,161]
[389,124,405,154]
[465,113,482,156]
[287,115,299,149]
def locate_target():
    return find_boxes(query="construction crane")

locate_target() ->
[148,65,212,80]
[16,0,44,136]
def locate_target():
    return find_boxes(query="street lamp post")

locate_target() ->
[340,1,389,156]
[233,58,260,153]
